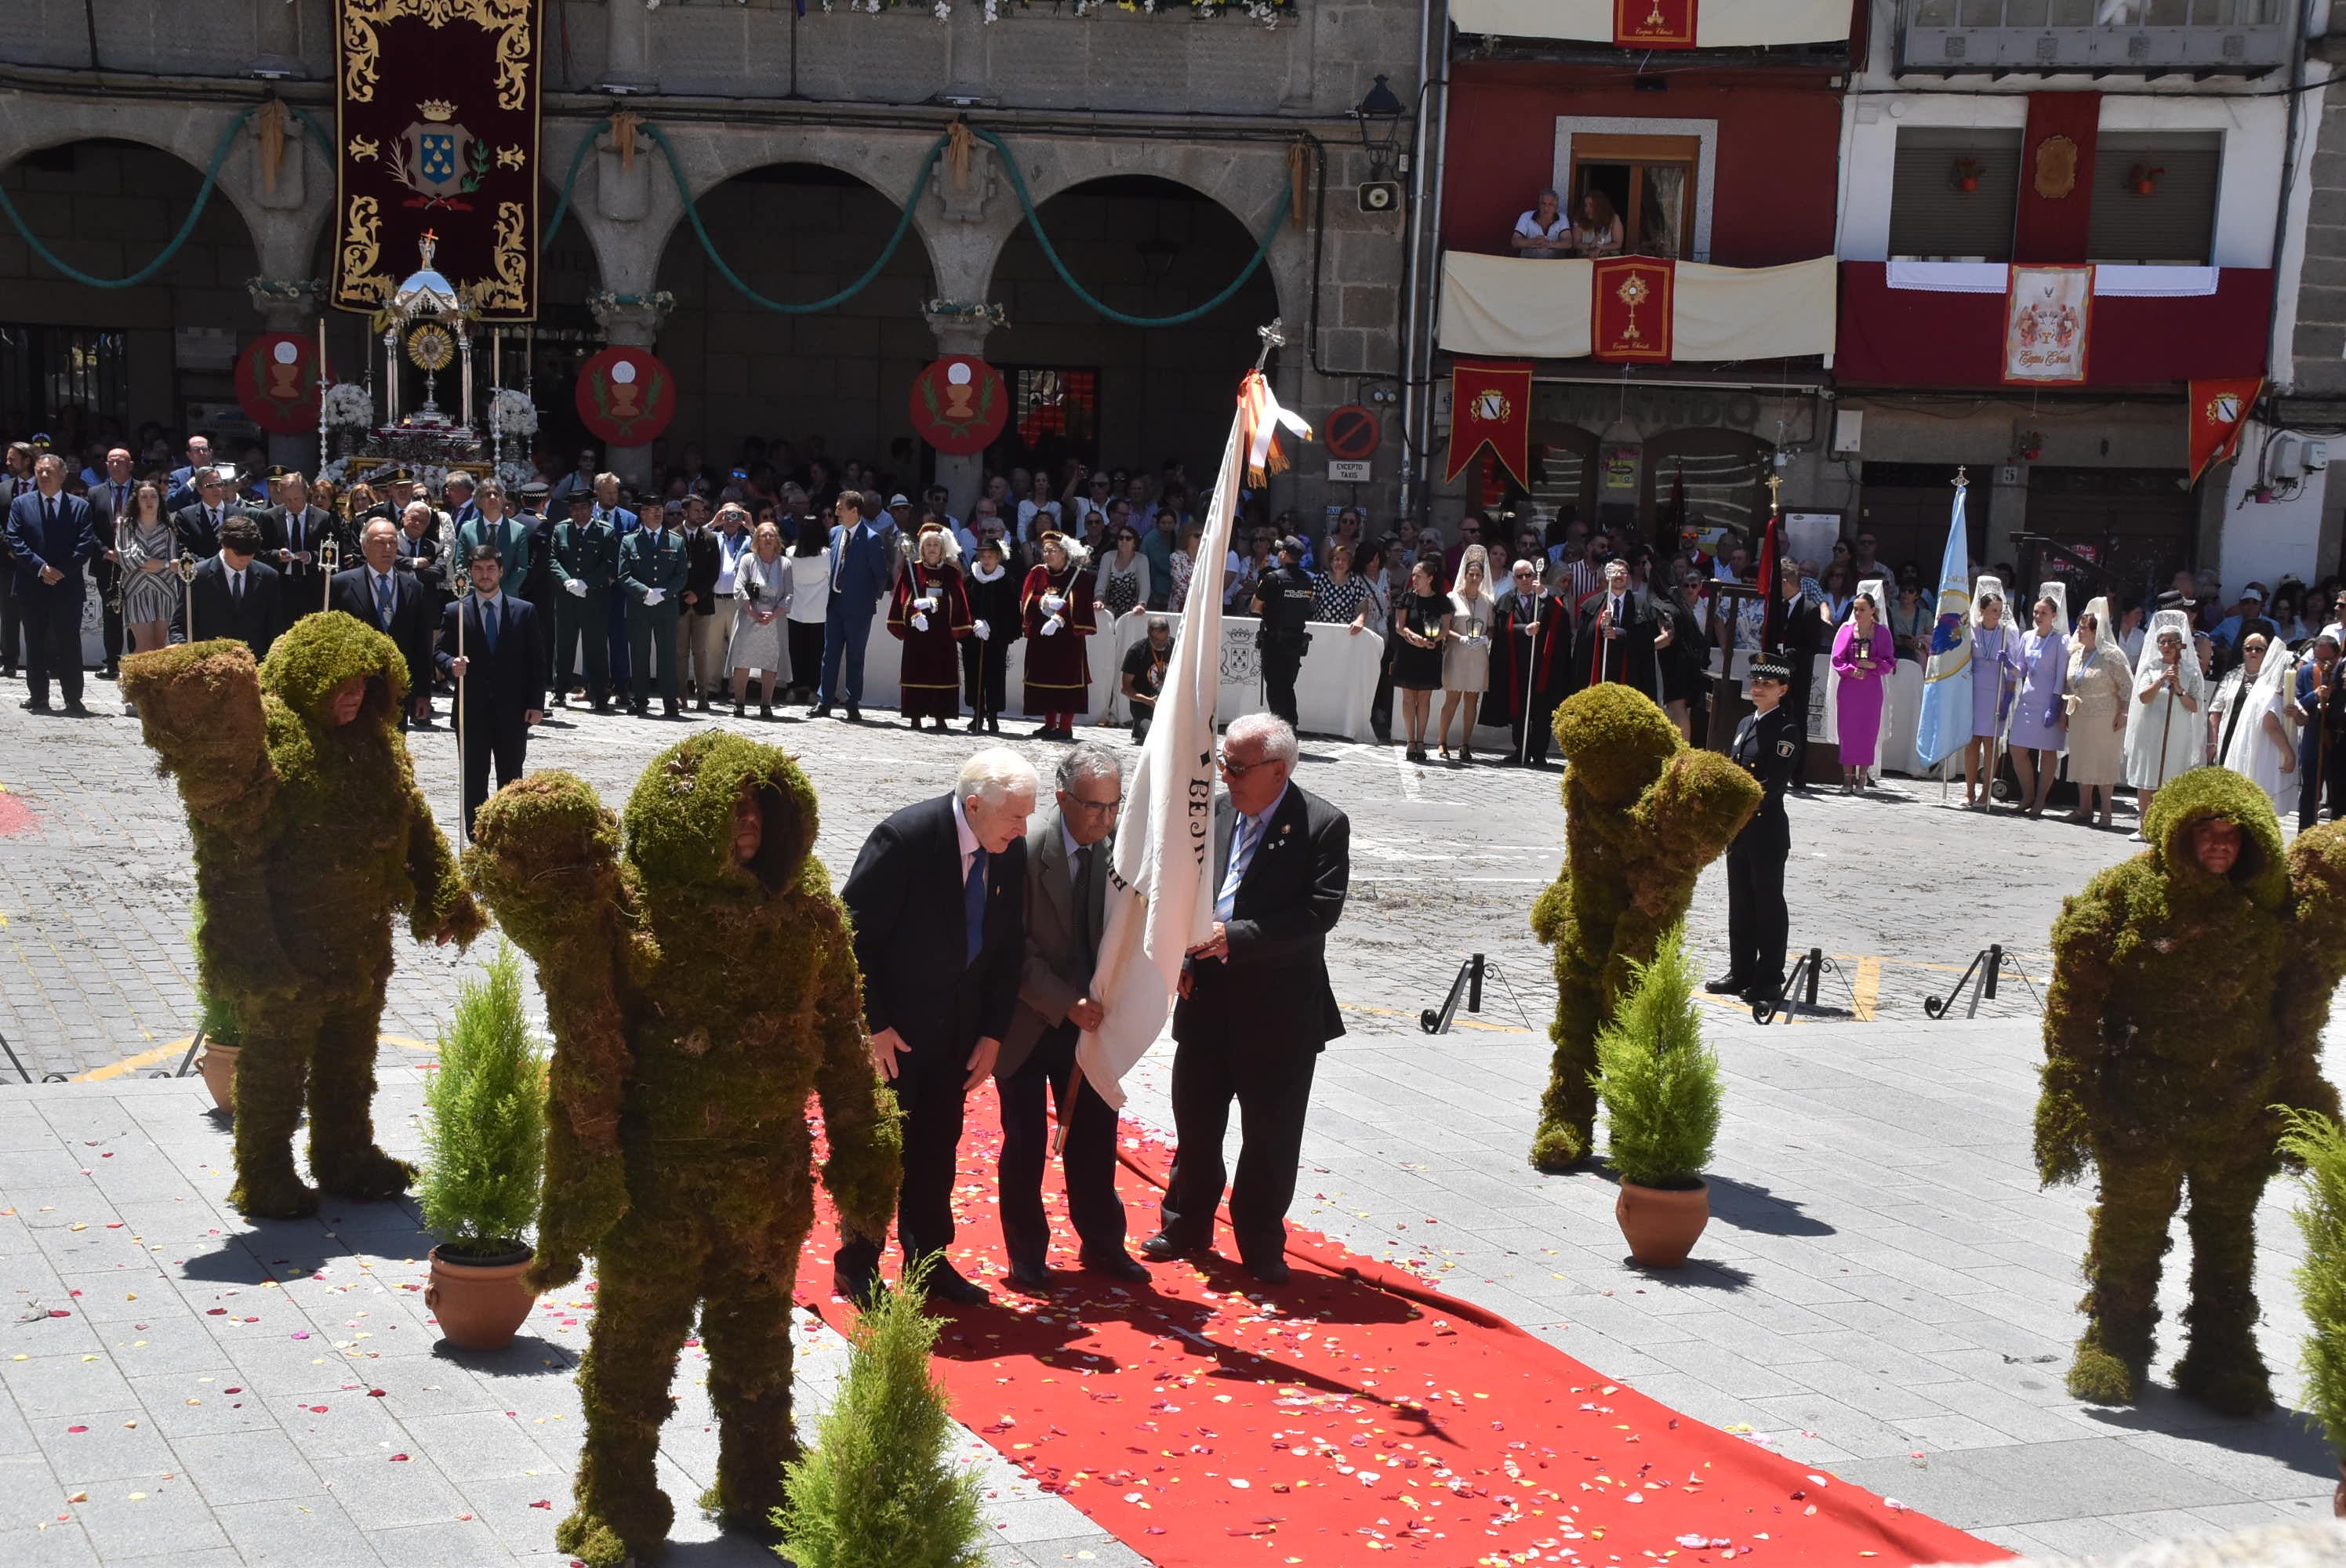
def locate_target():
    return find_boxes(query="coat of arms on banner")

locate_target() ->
[395,101,478,209]
[2002,264,2093,386]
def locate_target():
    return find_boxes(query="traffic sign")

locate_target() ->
[1329,459,1372,484]
[1324,404,1381,463]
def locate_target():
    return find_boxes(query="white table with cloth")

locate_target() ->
[828,612,1385,739]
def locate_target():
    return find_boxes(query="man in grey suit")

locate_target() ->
[995,743,1150,1290]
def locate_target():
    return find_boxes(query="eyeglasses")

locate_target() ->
[1067,793,1124,816]
[1217,750,1278,777]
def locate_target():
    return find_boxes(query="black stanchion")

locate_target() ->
[1420,953,1534,1035]
[1923,944,2043,1018]
[0,1028,33,1083]
[167,1029,207,1079]
[1751,946,1854,1026]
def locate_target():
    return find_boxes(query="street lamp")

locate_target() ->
[1350,74,1409,179]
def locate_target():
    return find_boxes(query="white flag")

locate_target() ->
[1073,383,1254,1108]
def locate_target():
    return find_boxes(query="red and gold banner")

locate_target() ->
[332,0,543,321]
[2188,376,2264,486]
[234,332,322,435]
[1591,256,1676,364]
[1444,360,1534,488]
[1615,0,1698,47]
[576,347,676,445]
[2013,91,2101,266]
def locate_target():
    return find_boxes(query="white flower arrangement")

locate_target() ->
[316,457,351,488]
[496,459,536,490]
[417,464,449,496]
[321,382,375,430]
[489,387,539,438]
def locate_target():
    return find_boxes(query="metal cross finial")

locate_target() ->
[1953,464,1970,490]
[1253,318,1287,372]
[1766,470,1783,516]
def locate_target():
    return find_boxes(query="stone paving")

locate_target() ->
[1,678,2332,1566]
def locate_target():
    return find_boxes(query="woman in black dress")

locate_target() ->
[961,535,1022,733]
[1392,557,1449,762]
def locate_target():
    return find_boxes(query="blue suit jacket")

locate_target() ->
[829,522,892,615]
[5,489,99,600]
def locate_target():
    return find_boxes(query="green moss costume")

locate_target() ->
[1528,685,1760,1170]
[465,734,902,1567]
[2036,766,2346,1413]
[121,622,482,1220]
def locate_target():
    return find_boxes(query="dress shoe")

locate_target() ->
[734,699,746,719]
[19,698,50,713]
[61,702,90,718]
[965,716,984,732]
[592,697,612,713]
[809,703,832,718]
[758,702,773,720]
[552,692,568,709]
[1244,1257,1292,1286]
[98,662,118,681]
[1703,972,1749,996]
[631,702,651,717]
[1004,1260,1054,1291]
[1138,1232,1198,1262]
[1741,977,1785,1006]
[697,696,712,713]
[845,705,861,723]
[924,1265,991,1306]
[1081,1251,1152,1283]
[664,698,681,718]
[833,1265,882,1312]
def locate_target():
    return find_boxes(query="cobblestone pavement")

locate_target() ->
[2,677,2326,1566]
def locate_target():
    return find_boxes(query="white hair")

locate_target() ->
[1057,742,1123,793]
[1224,712,1298,764]
[958,746,1039,807]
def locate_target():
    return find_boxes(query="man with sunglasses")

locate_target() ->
[1143,714,1350,1285]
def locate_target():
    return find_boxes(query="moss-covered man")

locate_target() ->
[121,618,484,1219]
[2038,767,2346,1411]
[1528,684,1760,1170]
[465,734,902,1566]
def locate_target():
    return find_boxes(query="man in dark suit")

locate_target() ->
[813,492,892,721]
[995,744,1148,1290]
[436,543,545,838]
[173,466,244,563]
[4,453,100,714]
[0,440,32,677]
[186,515,283,666]
[1143,714,1350,1285]
[330,516,435,727]
[837,748,1039,1307]
[85,445,140,680]
[1574,557,1670,702]
[163,433,214,515]
[260,472,336,619]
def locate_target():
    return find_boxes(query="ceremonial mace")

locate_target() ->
[2154,653,2180,794]
[453,569,471,843]
[318,535,340,614]
[177,553,197,644]
[1517,579,1542,767]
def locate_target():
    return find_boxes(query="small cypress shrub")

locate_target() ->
[775,1255,986,1568]
[1590,926,1722,1190]
[416,943,546,1258]
[2279,1107,2346,1456]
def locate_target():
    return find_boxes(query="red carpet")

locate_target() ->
[797,1090,1996,1568]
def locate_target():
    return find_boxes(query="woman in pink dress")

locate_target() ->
[1830,591,1894,794]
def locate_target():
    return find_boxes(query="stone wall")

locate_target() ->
[2292,79,2346,397]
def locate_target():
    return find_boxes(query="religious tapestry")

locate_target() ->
[1614,0,1697,47]
[2002,264,2093,387]
[1590,256,1676,365]
[1444,360,1534,488]
[332,0,543,321]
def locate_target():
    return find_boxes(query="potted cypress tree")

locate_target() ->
[1592,927,1723,1268]
[2277,1108,2346,1515]
[775,1255,988,1568]
[194,988,242,1115]
[416,944,547,1352]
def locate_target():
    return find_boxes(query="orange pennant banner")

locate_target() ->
[1591,256,1676,365]
[2188,376,2263,487]
[1445,361,1535,489]
[1616,0,1697,48]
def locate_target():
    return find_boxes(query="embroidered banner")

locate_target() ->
[2002,263,2094,386]
[2188,376,2264,485]
[909,356,1008,456]
[1591,256,1676,364]
[332,0,543,321]
[1615,0,1697,47]
[234,332,323,435]
[576,347,676,445]
[1444,360,1534,488]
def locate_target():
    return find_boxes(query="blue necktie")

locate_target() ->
[1216,813,1264,922]
[964,845,989,967]
[375,573,393,626]
[482,597,499,653]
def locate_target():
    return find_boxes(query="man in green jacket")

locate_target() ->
[455,477,532,586]
[550,490,621,712]
[618,503,688,717]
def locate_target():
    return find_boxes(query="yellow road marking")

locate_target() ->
[1850,956,1882,1022]
[74,1042,188,1083]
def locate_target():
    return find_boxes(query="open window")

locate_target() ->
[1568,134,1701,260]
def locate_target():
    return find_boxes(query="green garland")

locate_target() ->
[1528,685,1759,1171]
[467,733,901,1568]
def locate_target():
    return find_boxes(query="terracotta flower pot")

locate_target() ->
[426,1245,538,1351]
[2333,1458,2344,1519]
[195,1042,239,1115]
[1615,1179,1710,1268]
[2134,180,2157,196]
[1957,176,1981,193]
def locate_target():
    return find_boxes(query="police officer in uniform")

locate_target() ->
[618,502,688,717]
[1712,655,1797,1004]
[550,490,621,711]
[1250,533,1315,725]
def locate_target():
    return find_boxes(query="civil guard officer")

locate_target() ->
[550,489,622,712]
[1712,653,1797,1005]
[1250,532,1316,725]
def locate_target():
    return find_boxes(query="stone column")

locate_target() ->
[590,293,672,490]
[921,309,1000,521]
[248,279,325,472]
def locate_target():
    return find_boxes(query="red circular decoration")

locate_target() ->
[909,356,1008,456]
[234,332,321,435]
[576,347,677,445]
[1324,403,1382,462]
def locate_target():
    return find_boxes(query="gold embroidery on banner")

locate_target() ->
[338,197,388,307]
[340,0,534,110]
[349,135,382,162]
[495,145,525,171]
[469,201,530,316]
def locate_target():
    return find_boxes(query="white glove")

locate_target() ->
[1041,619,1060,637]
[912,612,930,632]
[916,597,938,614]
[565,577,588,597]
[644,587,665,607]
[1043,593,1066,614]
[974,620,993,641]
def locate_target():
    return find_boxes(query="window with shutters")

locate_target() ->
[2087,132,2221,264]
[1887,127,2024,261]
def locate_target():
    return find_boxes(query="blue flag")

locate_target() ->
[1913,483,1974,768]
